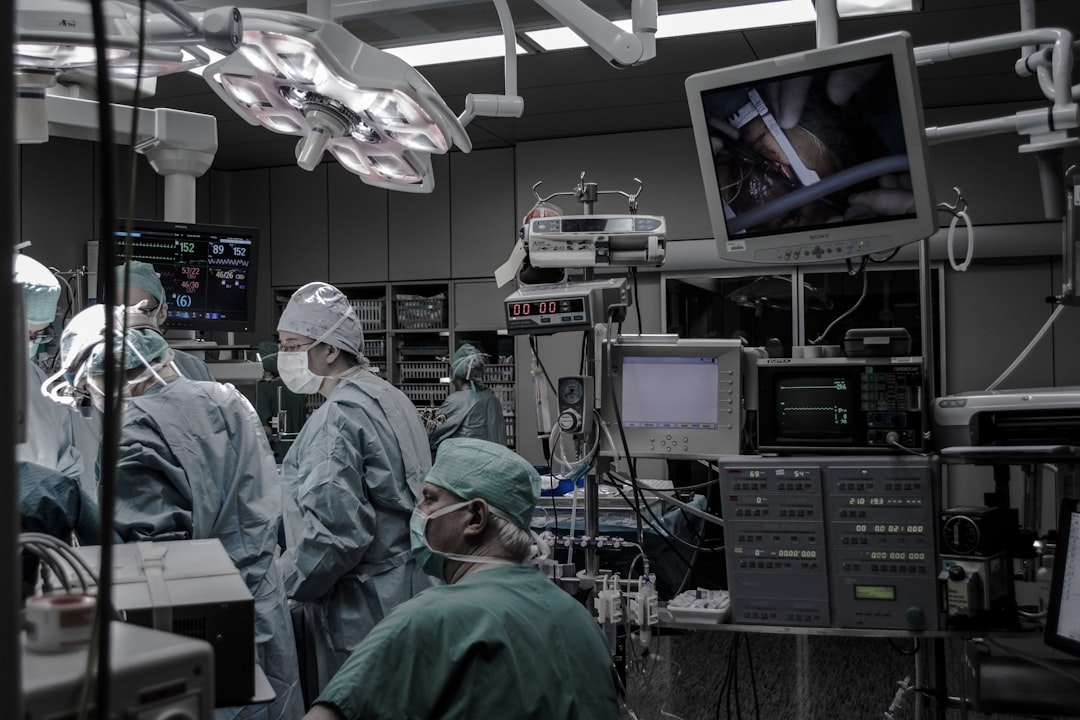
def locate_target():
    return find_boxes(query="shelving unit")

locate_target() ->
[272,280,517,449]
[392,283,451,409]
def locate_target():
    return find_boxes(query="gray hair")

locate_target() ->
[490,513,534,562]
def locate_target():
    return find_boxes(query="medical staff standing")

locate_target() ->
[49,305,303,720]
[303,438,622,720]
[276,282,434,696]
[427,343,507,455]
[14,253,99,548]
[113,260,215,381]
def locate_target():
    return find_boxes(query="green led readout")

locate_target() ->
[854,585,896,601]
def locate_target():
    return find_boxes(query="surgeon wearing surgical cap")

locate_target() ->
[13,254,96,543]
[113,260,215,381]
[50,306,304,720]
[427,342,506,456]
[276,281,433,698]
[304,439,621,720]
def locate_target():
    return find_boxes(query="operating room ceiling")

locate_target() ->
[152,0,1079,171]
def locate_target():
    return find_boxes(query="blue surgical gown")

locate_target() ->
[111,378,303,720]
[279,369,434,692]
[18,361,84,484]
[428,384,507,454]
[172,348,215,381]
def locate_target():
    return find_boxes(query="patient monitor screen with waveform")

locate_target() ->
[104,219,259,333]
[775,374,855,440]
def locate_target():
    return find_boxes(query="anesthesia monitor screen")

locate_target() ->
[621,356,720,429]
[108,219,258,332]
[776,374,855,439]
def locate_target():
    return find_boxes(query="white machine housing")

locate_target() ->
[525,214,666,268]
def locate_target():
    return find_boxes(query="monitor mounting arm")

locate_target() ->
[532,0,656,69]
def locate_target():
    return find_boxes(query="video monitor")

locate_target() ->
[685,32,938,264]
[1046,498,1080,657]
[103,219,259,333]
[601,336,744,459]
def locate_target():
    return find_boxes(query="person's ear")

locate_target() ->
[157,303,169,325]
[324,344,341,364]
[462,499,489,538]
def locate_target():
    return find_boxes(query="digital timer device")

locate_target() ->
[503,278,630,335]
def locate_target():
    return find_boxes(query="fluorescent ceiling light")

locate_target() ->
[527,1,816,49]
[838,0,915,16]
[385,35,527,68]
[526,0,914,50]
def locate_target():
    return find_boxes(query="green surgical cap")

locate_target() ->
[61,305,170,377]
[277,282,364,359]
[115,260,165,304]
[262,351,278,375]
[426,438,540,529]
[14,254,60,325]
[450,343,486,380]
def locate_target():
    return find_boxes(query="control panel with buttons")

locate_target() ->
[718,456,940,631]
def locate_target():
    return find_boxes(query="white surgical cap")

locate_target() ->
[277,282,364,359]
[14,254,60,325]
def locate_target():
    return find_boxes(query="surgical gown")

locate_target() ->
[315,565,622,720]
[428,384,507,454]
[279,369,433,692]
[172,348,215,381]
[18,361,84,484]
[111,378,303,720]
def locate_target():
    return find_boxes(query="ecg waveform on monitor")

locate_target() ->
[208,257,250,267]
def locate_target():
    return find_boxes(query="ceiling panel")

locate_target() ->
[154,0,1078,170]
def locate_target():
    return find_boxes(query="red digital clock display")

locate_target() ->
[508,298,586,317]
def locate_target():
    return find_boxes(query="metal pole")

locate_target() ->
[2,0,23,715]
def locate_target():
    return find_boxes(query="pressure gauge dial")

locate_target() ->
[560,377,585,405]
[941,514,980,555]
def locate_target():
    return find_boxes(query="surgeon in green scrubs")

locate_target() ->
[303,438,621,720]
[428,343,506,455]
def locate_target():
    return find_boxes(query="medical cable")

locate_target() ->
[630,267,643,331]
[809,264,869,345]
[87,1,134,715]
[528,335,558,394]
[605,310,646,553]
[946,209,974,272]
[985,303,1065,390]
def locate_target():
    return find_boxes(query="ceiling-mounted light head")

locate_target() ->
[204,9,471,193]
[14,1,244,142]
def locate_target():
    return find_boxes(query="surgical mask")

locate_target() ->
[277,348,325,395]
[28,341,41,360]
[410,500,518,579]
[276,306,356,395]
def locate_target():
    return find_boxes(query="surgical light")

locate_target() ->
[14,0,242,143]
[204,9,471,193]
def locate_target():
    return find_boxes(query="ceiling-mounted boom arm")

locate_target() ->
[532,0,656,68]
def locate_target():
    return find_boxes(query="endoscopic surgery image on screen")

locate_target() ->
[701,55,914,237]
